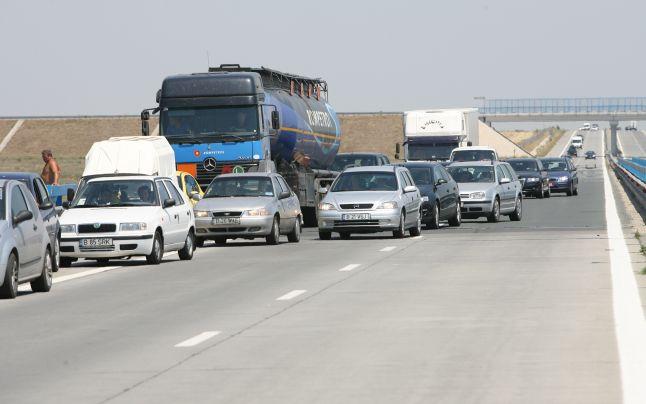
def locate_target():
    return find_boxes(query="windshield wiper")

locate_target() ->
[167,133,200,144]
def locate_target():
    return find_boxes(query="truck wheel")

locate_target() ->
[393,212,406,238]
[287,218,301,243]
[31,248,53,293]
[319,231,332,240]
[448,201,461,227]
[0,253,18,299]
[266,217,280,245]
[487,198,500,223]
[178,230,195,260]
[146,231,164,265]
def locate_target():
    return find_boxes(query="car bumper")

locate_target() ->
[195,215,274,238]
[318,208,401,233]
[460,200,493,217]
[60,233,154,258]
[521,181,543,193]
[548,180,571,192]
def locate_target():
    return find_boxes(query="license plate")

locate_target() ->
[212,217,241,225]
[342,213,370,221]
[80,238,113,248]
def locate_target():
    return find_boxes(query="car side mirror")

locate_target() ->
[163,198,176,208]
[141,109,150,136]
[67,188,75,202]
[13,210,33,226]
[279,191,291,200]
[190,193,202,201]
[500,177,511,184]
[39,200,54,210]
[271,110,280,129]
[404,185,418,193]
[436,178,447,186]
[318,187,328,195]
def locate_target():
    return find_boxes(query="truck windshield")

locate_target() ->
[447,166,495,183]
[71,180,159,208]
[204,177,274,198]
[161,106,260,143]
[508,160,538,172]
[331,155,377,171]
[331,172,397,192]
[408,144,455,161]
[451,150,496,162]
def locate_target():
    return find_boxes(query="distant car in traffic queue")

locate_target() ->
[176,171,204,206]
[317,166,422,239]
[447,161,523,223]
[571,135,583,149]
[193,173,302,246]
[591,124,599,131]
[540,157,579,196]
[567,145,578,157]
[504,158,550,198]
[585,151,597,159]
[0,180,54,299]
[398,161,461,229]
[330,152,391,172]
[449,146,499,163]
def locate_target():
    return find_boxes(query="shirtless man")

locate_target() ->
[41,149,61,185]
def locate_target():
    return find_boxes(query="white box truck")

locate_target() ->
[396,108,479,161]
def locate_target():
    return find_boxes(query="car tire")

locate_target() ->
[319,231,332,240]
[195,237,205,248]
[31,248,53,293]
[52,236,60,273]
[487,198,501,223]
[544,187,551,198]
[409,211,422,236]
[510,196,523,221]
[428,202,440,229]
[287,218,301,243]
[393,212,406,239]
[0,253,18,299]
[536,188,544,199]
[145,231,164,265]
[214,237,227,246]
[573,187,579,196]
[178,230,195,260]
[266,216,280,245]
[448,200,461,227]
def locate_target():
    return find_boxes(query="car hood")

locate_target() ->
[546,171,570,178]
[196,196,274,211]
[60,206,159,224]
[324,191,400,207]
[456,182,496,193]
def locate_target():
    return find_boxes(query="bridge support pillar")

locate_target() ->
[609,120,619,156]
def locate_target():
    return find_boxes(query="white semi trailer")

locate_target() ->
[396,108,479,161]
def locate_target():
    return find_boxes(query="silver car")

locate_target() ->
[317,166,422,239]
[447,161,523,222]
[0,180,54,299]
[193,173,302,246]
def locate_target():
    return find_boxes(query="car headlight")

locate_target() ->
[377,201,398,209]
[60,224,76,233]
[558,176,569,182]
[421,196,429,202]
[318,202,337,211]
[243,207,271,216]
[120,222,147,231]
[194,210,210,218]
[526,177,539,182]
[469,192,486,199]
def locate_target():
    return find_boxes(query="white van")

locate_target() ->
[571,135,583,149]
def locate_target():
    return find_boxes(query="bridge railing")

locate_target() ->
[480,97,646,115]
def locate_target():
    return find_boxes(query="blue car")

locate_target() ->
[539,157,579,196]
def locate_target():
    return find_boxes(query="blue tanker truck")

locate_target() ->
[140,64,341,225]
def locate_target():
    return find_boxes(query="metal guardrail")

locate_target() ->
[480,97,646,115]
[618,158,646,182]
[608,155,646,213]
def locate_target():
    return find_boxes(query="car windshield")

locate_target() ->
[330,155,378,171]
[205,177,274,198]
[71,179,159,208]
[586,151,595,155]
[160,106,260,143]
[451,150,496,162]
[542,160,569,171]
[331,172,397,192]
[447,166,495,183]
[407,167,433,185]
[508,160,538,172]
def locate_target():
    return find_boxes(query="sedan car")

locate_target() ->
[317,166,422,239]
[0,172,61,271]
[585,151,597,159]
[567,145,578,157]
[399,161,461,228]
[0,180,53,299]
[540,157,579,196]
[447,161,523,222]
[193,173,302,246]
[504,158,550,198]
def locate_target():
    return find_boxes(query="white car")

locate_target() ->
[60,175,195,266]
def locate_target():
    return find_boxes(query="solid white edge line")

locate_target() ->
[174,331,221,348]
[338,264,361,272]
[601,134,646,403]
[276,289,307,301]
[53,266,121,284]
[379,246,396,252]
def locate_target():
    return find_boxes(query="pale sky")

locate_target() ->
[1,0,645,117]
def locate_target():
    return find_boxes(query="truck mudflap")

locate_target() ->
[281,166,339,227]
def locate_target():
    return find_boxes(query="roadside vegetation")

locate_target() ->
[503,127,566,157]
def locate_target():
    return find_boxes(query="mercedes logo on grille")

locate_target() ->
[93,223,101,229]
[203,158,217,172]
[354,204,360,209]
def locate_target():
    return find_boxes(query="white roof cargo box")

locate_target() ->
[83,136,176,179]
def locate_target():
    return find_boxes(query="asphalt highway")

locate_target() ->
[618,130,646,157]
[0,129,643,404]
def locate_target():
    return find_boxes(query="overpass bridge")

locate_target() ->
[479,97,646,154]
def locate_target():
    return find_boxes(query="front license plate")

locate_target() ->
[212,217,241,225]
[80,238,113,248]
[342,213,370,221]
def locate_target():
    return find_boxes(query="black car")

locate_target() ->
[0,172,61,271]
[505,158,550,198]
[585,151,596,159]
[398,161,461,229]
[539,157,579,196]
[567,145,578,157]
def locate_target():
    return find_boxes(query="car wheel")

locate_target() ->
[448,200,461,227]
[409,211,422,236]
[487,198,500,223]
[195,237,205,248]
[510,196,522,221]
[266,216,280,245]
[31,248,53,293]
[536,188,544,199]
[60,257,73,268]
[393,211,406,238]
[428,202,440,229]
[214,237,227,246]
[287,217,301,243]
[573,186,579,196]
[178,230,195,260]
[566,183,573,196]
[145,231,164,265]
[545,187,551,198]
[0,253,18,299]
[319,231,332,240]
[52,236,60,273]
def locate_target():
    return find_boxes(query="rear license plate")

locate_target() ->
[80,238,113,249]
[342,213,370,221]
[212,217,241,225]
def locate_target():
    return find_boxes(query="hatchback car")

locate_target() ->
[193,173,302,246]
[504,158,550,198]
[399,161,461,229]
[317,166,422,239]
[0,180,53,299]
[447,161,523,222]
[585,151,597,159]
[540,157,579,196]
[567,145,578,157]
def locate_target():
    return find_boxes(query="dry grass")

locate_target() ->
[534,128,566,156]
[0,120,17,139]
[502,127,566,156]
